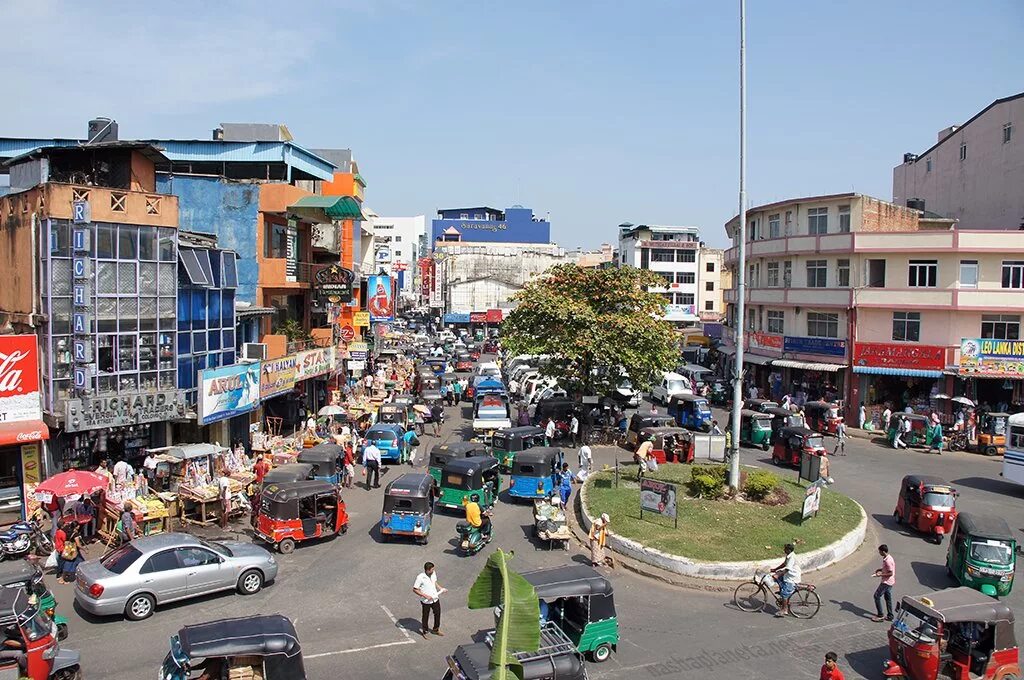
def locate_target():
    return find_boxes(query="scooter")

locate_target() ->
[456,519,492,556]
[0,520,52,561]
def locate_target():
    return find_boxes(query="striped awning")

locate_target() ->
[771,359,846,372]
[852,366,943,378]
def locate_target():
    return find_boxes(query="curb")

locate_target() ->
[577,470,867,582]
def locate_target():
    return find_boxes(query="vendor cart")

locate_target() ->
[533,497,571,551]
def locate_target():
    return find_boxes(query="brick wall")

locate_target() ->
[860,196,920,233]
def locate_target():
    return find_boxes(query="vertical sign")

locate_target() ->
[367,275,394,322]
[285,219,298,279]
[20,444,41,519]
[71,219,94,396]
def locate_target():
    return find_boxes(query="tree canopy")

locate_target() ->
[500,264,678,397]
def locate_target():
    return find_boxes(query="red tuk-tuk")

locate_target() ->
[0,587,80,680]
[884,588,1019,680]
[639,426,693,464]
[772,426,827,467]
[803,401,842,435]
[255,480,349,554]
[894,474,958,544]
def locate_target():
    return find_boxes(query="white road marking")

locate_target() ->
[305,603,417,659]
[380,604,413,642]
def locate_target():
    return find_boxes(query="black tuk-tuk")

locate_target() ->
[533,398,579,427]
[443,622,587,680]
[262,463,315,486]
[766,406,804,443]
[297,443,342,485]
[377,403,410,429]
[491,426,547,470]
[622,413,676,448]
[161,614,306,680]
[436,456,501,511]
[0,559,68,640]
[380,473,435,544]
[743,398,779,413]
[428,441,490,486]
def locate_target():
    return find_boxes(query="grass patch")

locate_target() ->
[585,464,862,562]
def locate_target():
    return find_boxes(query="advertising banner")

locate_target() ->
[367,275,394,322]
[0,335,42,424]
[443,313,470,324]
[853,342,945,371]
[959,338,1024,377]
[260,356,297,400]
[65,392,183,433]
[639,479,678,526]
[199,363,261,425]
[353,311,370,327]
[295,346,335,381]
[486,309,503,323]
[749,331,783,351]
[313,264,354,304]
[783,336,847,357]
[20,443,41,519]
[349,342,368,361]
[470,312,487,323]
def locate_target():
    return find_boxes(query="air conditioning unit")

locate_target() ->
[242,343,268,361]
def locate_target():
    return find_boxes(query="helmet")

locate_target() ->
[470,493,480,503]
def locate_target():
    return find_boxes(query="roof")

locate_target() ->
[519,564,614,599]
[669,393,708,403]
[367,423,404,435]
[901,92,1024,163]
[0,559,39,586]
[263,463,314,484]
[439,206,503,215]
[385,473,434,496]
[496,426,546,437]
[443,456,500,474]
[178,614,302,659]
[780,426,818,436]
[262,480,338,501]
[740,409,773,418]
[0,588,31,623]
[631,414,676,425]
[433,441,489,456]
[166,443,226,460]
[724,193,859,226]
[904,587,1015,624]
[515,447,561,463]
[288,194,367,221]
[2,141,170,168]
[639,426,690,436]
[451,622,582,680]
[235,303,277,318]
[902,474,952,489]
[298,444,342,463]
[956,512,1014,540]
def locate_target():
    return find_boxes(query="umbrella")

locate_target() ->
[413,404,431,415]
[318,405,346,417]
[34,470,109,502]
[952,396,975,406]
[933,394,951,400]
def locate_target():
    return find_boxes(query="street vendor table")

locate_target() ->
[179,478,247,526]
[98,493,171,543]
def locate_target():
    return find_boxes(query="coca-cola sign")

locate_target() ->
[0,335,42,424]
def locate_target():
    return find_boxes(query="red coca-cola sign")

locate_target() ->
[853,342,946,371]
[0,335,42,423]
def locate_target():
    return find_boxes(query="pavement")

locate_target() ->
[51,396,1024,679]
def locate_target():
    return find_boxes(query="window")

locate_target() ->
[749,264,757,287]
[766,310,784,334]
[867,259,886,287]
[678,293,695,305]
[265,223,288,259]
[395,235,402,242]
[838,205,851,233]
[705,301,715,311]
[705,281,714,291]
[807,312,839,338]
[706,262,715,273]
[395,250,402,257]
[651,249,675,262]
[808,208,828,235]
[1002,261,1024,289]
[837,259,850,287]
[140,550,181,574]
[783,261,792,287]
[657,272,674,287]
[892,312,921,342]
[982,314,1020,340]
[960,142,967,161]
[956,260,978,289]
[908,260,938,288]
[1004,123,1013,144]
[677,272,695,284]
[784,211,793,235]
[748,220,757,241]
[175,547,220,568]
[767,262,780,287]
[460,213,469,219]
[926,157,932,172]
[806,260,827,288]
[678,250,696,263]
[768,214,781,238]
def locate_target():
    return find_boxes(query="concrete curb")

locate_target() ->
[578,470,867,581]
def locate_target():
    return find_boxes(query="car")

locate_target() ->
[650,371,692,404]
[476,362,501,378]
[74,532,278,621]
[607,380,642,407]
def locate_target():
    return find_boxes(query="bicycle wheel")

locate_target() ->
[789,587,822,619]
[733,581,767,612]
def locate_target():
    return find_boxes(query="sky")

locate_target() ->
[1,0,1021,249]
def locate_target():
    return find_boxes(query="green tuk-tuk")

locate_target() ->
[706,378,730,407]
[436,456,500,511]
[490,426,546,470]
[946,512,1016,597]
[735,409,773,450]
[0,559,68,640]
[427,441,490,486]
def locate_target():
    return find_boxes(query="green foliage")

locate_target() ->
[699,464,729,484]
[743,470,782,501]
[273,319,313,343]
[500,264,677,396]
[688,473,725,499]
[467,550,541,680]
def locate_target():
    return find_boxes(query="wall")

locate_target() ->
[0,187,40,321]
[431,206,550,244]
[367,215,426,294]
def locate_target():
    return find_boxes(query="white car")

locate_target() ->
[476,362,501,378]
[609,380,642,407]
[650,371,692,404]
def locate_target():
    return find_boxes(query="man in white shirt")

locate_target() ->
[545,419,556,446]
[142,453,158,488]
[578,445,593,472]
[771,543,800,617]
[363,442,382,489]
[413,562,446,637]
[569,414,580,447]
[218,476,233,529]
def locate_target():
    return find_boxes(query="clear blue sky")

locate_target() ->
[1,0,1021,248]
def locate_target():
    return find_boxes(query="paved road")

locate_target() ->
[57,396,1024,679]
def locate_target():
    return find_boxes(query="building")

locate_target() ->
[569,244,615,269]
[893,92,1024,230]
[618,223,702,326]
[365,215,426,300]
[431,205,550,246]
[698,248,725,323]
[723,192,1024,425]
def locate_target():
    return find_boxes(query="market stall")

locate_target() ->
[146,443,227,527]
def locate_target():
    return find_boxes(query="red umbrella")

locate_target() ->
[34,470,108,502]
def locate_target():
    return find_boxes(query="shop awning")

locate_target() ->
[771,359,846,372]
[0,421,48,447]
[852,366,943,378]
[743,354,775,366]
[288,195,367,221]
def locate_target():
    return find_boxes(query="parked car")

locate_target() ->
[74,532,278,621]
[650,371,692,404]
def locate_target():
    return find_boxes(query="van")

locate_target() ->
[650,371,692,404]
[678,363,714,390]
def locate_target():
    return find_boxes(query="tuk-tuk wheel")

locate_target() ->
[57,622,68,641]
[761,442,769,452]
[278,538,296,554]
[985,446,999,457]
[591,643,613,663]
[933,534,944,545]
[893,511,902,525]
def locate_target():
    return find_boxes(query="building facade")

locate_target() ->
[366,215,426,299]
[698,248,725,323]
[618,223,702,325]
[431,206,550,246]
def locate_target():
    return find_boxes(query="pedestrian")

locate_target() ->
[634,436,654,481]
[892,416,906,449]
[871,544,896,622]
[363,440,382,489]
[452,379,462,404]
[820,651,846,680]
[218,475,233,528]
[143,450,158,490]
[118,502,137,544]
[833,419,847,456]
[79,496,96,542]
[517,406,531,427]
[882,405,892,433]
[858,402,866,429]
[710,419,723,435]
[413,562,446,638]
[440,382,449,406]
[578,444,593,472]
[253,454,270,485]
[589,513,610,567]
[569,413,580,447]
[430,402,444,436]
[404,428,421,465]
[558,463,573,506]
[52,520,67,578]
[342,443,355,489]
[59,523,84,584]
[544,418,556,446]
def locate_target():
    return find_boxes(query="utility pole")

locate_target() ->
[729,0,747,492]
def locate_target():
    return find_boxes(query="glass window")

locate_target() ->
[837,259,850,287]
[223,351,235,366]
[209,330,221,351]
[768,214,780,238]
[178,331,191,355]
[656,272,674,287]
[51,259,72,296]
[193,330,207,353]
[807,208,828,235]
[208,290,221,327]
[266,224,288,259]
[96,224,116,259]
[892,312,921,342]
[766,262,780,287]
[97,262,117,295]
[783,261,792,287]
[838,205,851,233]
[766,310,784,334]
[222,329,235,349]
[118,225,138,260]
[191,290,207,330]
[101,544,143,574]
[222,253,238,288]
[195,250,215,287]
[50,221,70,256]
[678,293,695,305]
[704,301,714,311]
[706,262,715,273]
[1004,123,1013,144]
[705,281,714,291]
[982,315,1020,341]
[221,290,234,326]
[139,297,158,331]
[140,262,157,292]
[807,312,839,338]
[1001,261,1024,289]
[960,142,967,161]
[179,249,209,286]
[159,263,176,295]
[140,550,181,574]
[118,262,137,294]
[960,260,979,289]
[158,228,175,261]
[651,249,675,262]
[806,260,827,288]
[678,250,696,263]
[908,260,938,288]
[175,548,220,568]
[677,272,695,284]
[867,259,886,287]
[118,298,138,331]
[177,295,191,332]
[139,227,156,261]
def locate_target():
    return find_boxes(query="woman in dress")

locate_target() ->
[589,513,610,567]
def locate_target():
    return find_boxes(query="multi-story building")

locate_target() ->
[432,206,550,246]
[724,192,1024,425]
[365,215,427,300]
[698,248,725,323]
[893,92,1023,230]
[618,223,702,326]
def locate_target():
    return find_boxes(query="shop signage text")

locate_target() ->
[854,342,945,371]
[749,331,783,351]
[65,391,184,432]
[313,264,354,304]
[348,342,368,361]
[71,220,94,397]
[0,335,42,423]
[486,309,503,323]
[339,325,355,341]
[783,336,847,357]
[470,312,487,323]
[959,338,1024,377]
[353,312,370,327]
[199,363,261,426]
[295,347,335,381]
[260,356,297,400]
[443,313,471,324]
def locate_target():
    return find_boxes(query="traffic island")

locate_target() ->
[579,464,866,580]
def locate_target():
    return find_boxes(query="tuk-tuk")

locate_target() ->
[743,398,779,413]
[638,426,692,464]
[377,403,410,429]
[0,559,67,641]
[467,344,482,361]
[977,412,1009,456]
[364,423,410,465]
[804,400,842,435]
[889,413,931,448]
[767,406,804,443]
[428,442,490,486]
[255,480,349,554]
[380,473,434,545]
[426,357,447,375]
[419,376,441,398]
[491,426,546,470]
[436,456,500,511]
[533,398,578,428]
[946,512,1016,597]
[0,588,80,680]
[509,448,561,500]
[895,474,958,544]
[443,622,587,680]
[621,413,676,449]
[161,614,306,680]
[455,353,474,372]
[262,462,315,487]
[667,393,713,432]
[706,378,730,407]
[734,409,773,450]
[884,588,1019,680]
[772,426,827,467]
[473,392,512,436]
[297,443,342,485]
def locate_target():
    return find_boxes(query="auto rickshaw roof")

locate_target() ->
[764,406,795,417]
[385,473,434,497]
[443,455,500,475]
[804,400,838,409]
[903,587,1015,624]
[639,426,690,438]
[985,412,1011,418]
[902,474,952,490]
[668,393,708,404]
[301,443,343,462]
[393,395,415,404]
[740,409,773,419]
[262,480,338,502]
[263,463,314,484]
[779,426,817,437]
[496,426,546,440]
[434,441,489,457]
[515,448,561,465]
[177,614,302,660]
[0,559,39,587]
[519,564,614,599]
[631,414,676,427]
[379,404,405,412]
[956,512,1015,541]
[897,413,931,422]
[451,638,584,680]
[746,399,779,408]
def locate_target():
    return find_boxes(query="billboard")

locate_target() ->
[199,363,261,425]
[260,356,297,400]
[295,346,335,381]
[959,338,1024,377]
[0,335,42,424]
[367,275,394,322]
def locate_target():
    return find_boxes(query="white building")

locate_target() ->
[618,223,702,325]
[698,248,725,322]
[364,214,426,299]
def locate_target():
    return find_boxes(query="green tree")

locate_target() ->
[466,550,541,680]
[501,264,677,396]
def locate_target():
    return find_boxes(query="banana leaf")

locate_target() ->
[467,550,541,680]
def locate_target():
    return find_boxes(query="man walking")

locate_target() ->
[413,562,446,638]
[363,440,382,489]
[871,544,896,622]
[431,402,444,436]
[833,419,847,456]
[635,436,654,481]
[578,444,592,473]
[569,413,580,447]
[544,418,556,446]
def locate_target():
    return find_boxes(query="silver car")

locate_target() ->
[74,532,278,621]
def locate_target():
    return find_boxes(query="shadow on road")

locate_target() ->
[829,599,875,619]
[844,645,889,679]
[910,560,953,589]
[950,476,1024,497]
[396,617,421,634]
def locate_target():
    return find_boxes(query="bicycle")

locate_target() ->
[733,571,821,619]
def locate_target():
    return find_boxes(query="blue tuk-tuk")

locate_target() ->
[667,393,713,432]
[363,423,409,465]
[425,357,446,376]
[508,447,561,500]
[380,472,435,545]
[297,443,342,485]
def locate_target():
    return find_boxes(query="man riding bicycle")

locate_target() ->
[771,543,800,617]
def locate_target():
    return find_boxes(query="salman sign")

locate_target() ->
[959,338,1024,377]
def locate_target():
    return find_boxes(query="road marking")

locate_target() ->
[380,604,413,642]
[305,603,417,659]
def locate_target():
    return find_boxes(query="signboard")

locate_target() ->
[375,324,390,338]
[20,443,41,518]
[665,304,697,318]
[443,313,471,324]
[392,261,408,272]
[260,356,297,400]
[801,485,822,521]
[639,479,678,527]
[198,363,261,426]
[295,346,335,381]
[313,264,354,305]
[349,342,368,361]
[367,275,394,322]
[783,336,847,357]
[339,325,355,341]
[854,342,945,371]
[486,309,503,323]
[375,248,392,263]
[470,312,487,324]
[66,391,185,432]
[353,312,370,328]
[749,331,783,351]
[959,338,1024,377]
[348,360,366,372]
[0,335,42,424]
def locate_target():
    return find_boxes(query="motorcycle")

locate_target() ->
[0,519,53,561]
[456,519,492,556]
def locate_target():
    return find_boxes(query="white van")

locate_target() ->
[650,371,692,404]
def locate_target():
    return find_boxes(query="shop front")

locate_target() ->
[774,336,847,407]
[746,332,784,396]
[851,342,948,428]
[294,346,335,424]
[958,338,1024,412]
[0,335,49,525]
